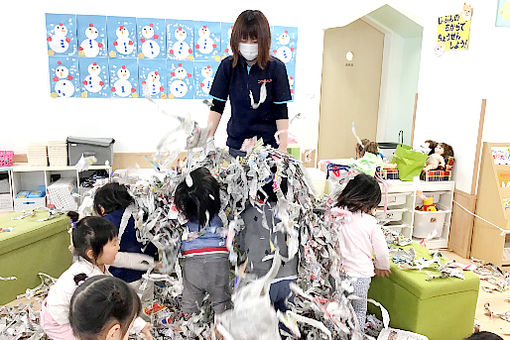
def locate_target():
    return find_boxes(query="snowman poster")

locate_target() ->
[285,62,296,100]
[166,20,195,61]
[193,61,219,99]
[137,18,166,59]
[46,13,77,56]
[108,59,139,98]
[193,21,221,62]
[48,57,80,98]
[79,58,109,98]
[77,15,107,58]
[271,26,297,65]
[167,61,194,99]
[139,59,167,99]
[220,22,234,59]
[107,16,137,59]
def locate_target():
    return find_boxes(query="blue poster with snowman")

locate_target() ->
[166,20,195,61]
[220,22,234,59]
[139,59,167,99]
[108,59,139,98]
[46,14,77,57]
[271,26,297,65]
[193,21,221,62]
[167,61,194,99]
[77,15,107,58]
[78,58,109,98]
[137,18,166,60]
[193,61,219,99]
[48,57,80,98]
[107,16,137,59]
[285,61,296,100]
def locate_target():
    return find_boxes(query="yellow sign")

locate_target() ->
[437,13,471,51]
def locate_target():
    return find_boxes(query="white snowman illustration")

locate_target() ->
[170,64,192,80]
[79,23,103,57]
[47,23,71,54]
[169,64,191,98]
[169,27,193,60]
[82,62,104,93]
[195,25,217,55]
[141,71,164,96]
[111,65,135,97]
[224,25,233,56]
[113,26,135,55]
[199,65,214,94]
[52,61,75,97]
[273,30,295,64]
[140,23,160,58]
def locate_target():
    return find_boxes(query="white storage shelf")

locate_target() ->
[378,180,455,250]
[4,164,111,212]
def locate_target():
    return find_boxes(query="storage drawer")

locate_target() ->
[14,197,46,211]
[379,193,407,207]
[376,208,406,223]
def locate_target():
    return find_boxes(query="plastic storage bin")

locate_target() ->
[67,137,115,166]
[14,197,46,211]
[376,208,406,222]
[379,193,407,207]
[413,210,449,238]
[0,151,14,167]
[0,193,12,211]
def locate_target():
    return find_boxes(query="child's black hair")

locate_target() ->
[335,173,381,214]
[93,182,134,215]
[69,275,141,340]
[70,214,118,265]
[174,167,220,227]
[465,331,503,340]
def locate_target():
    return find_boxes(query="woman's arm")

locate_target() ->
[276,118,289,152]
[207,110,222,137]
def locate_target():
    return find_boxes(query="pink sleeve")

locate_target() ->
[372,226,390,270]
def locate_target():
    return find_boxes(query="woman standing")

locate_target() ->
[207,10,292,157]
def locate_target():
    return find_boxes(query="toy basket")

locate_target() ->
[376,166,399,180]
[0,151,14,167]
[421,156,455,182]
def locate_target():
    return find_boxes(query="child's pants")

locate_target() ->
[181,253,232,314]
[350,277,372,331]
[40,300,76,340]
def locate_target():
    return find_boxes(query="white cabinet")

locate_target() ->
[5,165,111,212]
[377,180,455,250]
[0,168,13,212]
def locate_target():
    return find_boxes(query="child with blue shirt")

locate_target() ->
[174,167,232,314]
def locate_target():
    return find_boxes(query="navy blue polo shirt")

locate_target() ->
[209,56,292,150]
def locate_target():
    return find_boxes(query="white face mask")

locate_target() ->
[239,43,258,61]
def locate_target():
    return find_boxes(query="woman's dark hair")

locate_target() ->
[465,331,503,340]
[174,167,220,227]
[94,183,134,215]
[71,216,118,264]
[231,10,272,69]
[70,275,141,340]
[335,174,381,214]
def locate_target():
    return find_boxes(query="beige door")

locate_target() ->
[318,19,384,160]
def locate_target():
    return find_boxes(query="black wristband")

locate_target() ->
[211,98,226,114]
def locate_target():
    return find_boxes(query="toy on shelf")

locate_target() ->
[424,143,454,171]
[422,197,437,212]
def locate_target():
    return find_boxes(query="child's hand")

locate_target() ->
[375,268,391,278]
[141,323,153,340]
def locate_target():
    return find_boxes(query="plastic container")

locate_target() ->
[379,193,407,207]
[0,193,12,211]
[67,137,115,166]
[413,210,449,238]
[0,151,14,167]
[376,208,406,222]
[14,197,46,211]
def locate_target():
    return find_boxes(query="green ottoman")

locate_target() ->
[0,211,72,305]
[368,243,479,340]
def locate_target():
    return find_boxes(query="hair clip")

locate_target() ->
[71,221,77,229]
